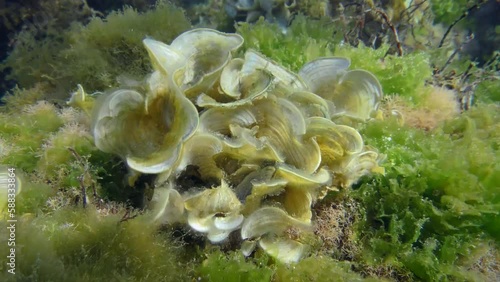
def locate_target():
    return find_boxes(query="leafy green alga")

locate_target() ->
[352,103,500,281]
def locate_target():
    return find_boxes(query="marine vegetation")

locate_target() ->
[0,0,191,98]
[0,1,499,281]
[72,27,385,263]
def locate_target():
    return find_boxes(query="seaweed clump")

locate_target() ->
[1,0,191,99]
[236,15,433,104]
[74,27,385,263]
[0,208,189,281]
[0,1,499,281]
[352,103,500,281]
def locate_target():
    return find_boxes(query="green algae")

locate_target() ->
[0,208,190,281]
[198,251,381,282]
[236,16,337,72]
[59,1,191,92]
[0,102,63,172]
[351,103,500,281]
[476,79,500,103]
[198,250,274,282]
[0,87,142,209]
[274,256,383,282]
[1,174,55,216]
[333,45,432,102]
[430,0,476,25]
[188,101,500,281]
[236,16,433,104]
[0,2,499,281]
[1,0,191,98]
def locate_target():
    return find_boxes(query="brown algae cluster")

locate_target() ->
[70,28,385,263]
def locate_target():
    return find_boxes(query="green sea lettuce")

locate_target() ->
[353,103,500,280]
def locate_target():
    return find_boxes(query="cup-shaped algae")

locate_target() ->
[241,207,312,263]
[184,180,244,243]
[91,83,198,174]
[84,29,386,265]
[143,28,244,100]
[299,57,383,121]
